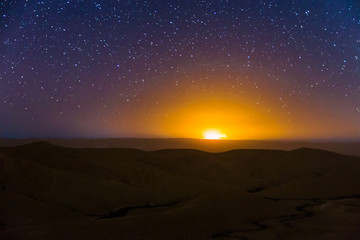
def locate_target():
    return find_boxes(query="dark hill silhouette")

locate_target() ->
[1,142,360,240]
[1,138,360,156]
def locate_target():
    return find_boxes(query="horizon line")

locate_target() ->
[1,137,360,142]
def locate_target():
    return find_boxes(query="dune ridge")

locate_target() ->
[1,142,360,239]
[1,138,360,157]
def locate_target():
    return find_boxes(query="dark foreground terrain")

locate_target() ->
[1,138,360,156]
[1,142,360,239]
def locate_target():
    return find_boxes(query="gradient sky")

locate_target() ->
[1,0,360,139]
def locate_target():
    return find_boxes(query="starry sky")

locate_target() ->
[1,0,360,140]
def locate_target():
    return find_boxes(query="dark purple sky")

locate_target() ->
[1,0,360,139]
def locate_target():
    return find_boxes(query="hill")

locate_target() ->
[1,142,360,239]
[1,138,360,156]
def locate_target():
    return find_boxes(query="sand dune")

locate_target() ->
[1,142,360,239]
[1,138,360,156]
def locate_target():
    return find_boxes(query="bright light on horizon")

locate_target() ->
[203,129,227,140]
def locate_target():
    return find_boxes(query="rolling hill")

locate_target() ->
[1,142,360,239]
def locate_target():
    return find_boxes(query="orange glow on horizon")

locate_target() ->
[106,84,291,140]
[203,129,227,139]
[107,73,357,140]
[157,96,284,140]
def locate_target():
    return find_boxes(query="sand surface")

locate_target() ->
[1,142,360,239]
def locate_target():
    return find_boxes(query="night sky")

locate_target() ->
[1,0,360,139]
